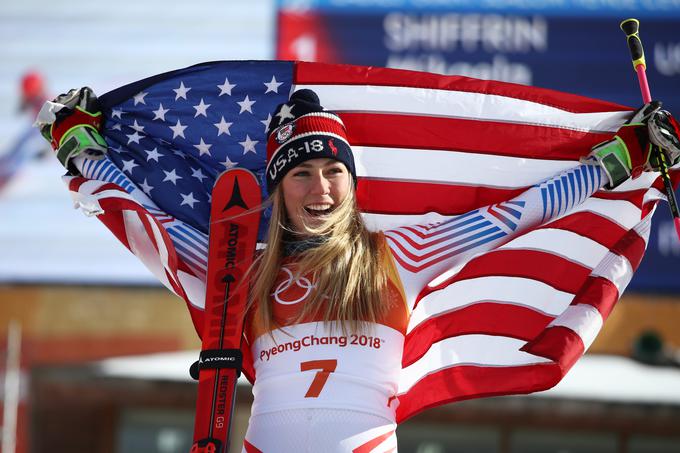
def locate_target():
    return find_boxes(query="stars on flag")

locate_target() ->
[239,135,258,154]
[276,103,295,122]
[238,95,255,114]
[133,91,148,105]
[264,76,283,94]
[163,169,182,185]
[126,131,144,145]
[191,167,208,182]
[145,148,162,162]
[122,159,139,174]
[193,138,213,157]
[193,99,210,118]
[174,82,191,100]
[153,104,169,121]
[139,178,154,194]
[130,120,145,132]
[217,78,235,96]
[100,61,293,233]
[214,117,233,136]
[109,143,125,153]
[261,114,272,132]
[169,119,188,139]
[180,192,199,208]
[221,156,238,169]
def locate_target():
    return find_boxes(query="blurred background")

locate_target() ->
[1,1,679,452]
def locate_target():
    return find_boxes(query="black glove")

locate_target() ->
[648,109,680,170]
[588,102,680,189]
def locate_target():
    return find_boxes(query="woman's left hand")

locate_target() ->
[587,102,680,189]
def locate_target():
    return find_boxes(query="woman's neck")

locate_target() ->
[282,233,327,256]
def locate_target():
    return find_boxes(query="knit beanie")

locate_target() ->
[265,89,356,193]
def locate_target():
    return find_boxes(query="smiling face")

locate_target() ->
[280,158,352,234]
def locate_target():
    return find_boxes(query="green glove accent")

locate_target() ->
[587,101,663,190]
[589,135,633,189]
[56,123,107,173]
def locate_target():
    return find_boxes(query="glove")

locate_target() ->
[648,109,680,169]
[35,87,107,174]
[588,101,680,189]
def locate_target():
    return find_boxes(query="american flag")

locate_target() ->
[66,60,675,422]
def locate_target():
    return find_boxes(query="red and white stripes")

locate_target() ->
[285,62,666,422]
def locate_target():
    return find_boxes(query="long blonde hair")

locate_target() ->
[249,183,388,333]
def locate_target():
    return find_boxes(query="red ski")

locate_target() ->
[191,168,261,453]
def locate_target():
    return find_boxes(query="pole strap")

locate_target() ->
[189,349,243,380]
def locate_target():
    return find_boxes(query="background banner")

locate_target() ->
[277,0,680,292]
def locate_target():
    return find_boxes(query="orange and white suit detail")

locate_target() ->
[243,234,407,453]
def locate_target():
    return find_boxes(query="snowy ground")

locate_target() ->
[0,157,159,283]
[96,351,680,405]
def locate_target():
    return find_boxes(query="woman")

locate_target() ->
[243,90,404,452]
[240,89,680,452]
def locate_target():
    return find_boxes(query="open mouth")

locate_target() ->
[304,204,334,217]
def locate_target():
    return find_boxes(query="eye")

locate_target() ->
[326,166,345,175]
[291,170,310,177]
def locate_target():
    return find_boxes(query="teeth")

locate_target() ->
[306,204,332,211]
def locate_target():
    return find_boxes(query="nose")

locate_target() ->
[309,172,331,195]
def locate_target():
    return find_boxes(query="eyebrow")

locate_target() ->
[296,160,341,168]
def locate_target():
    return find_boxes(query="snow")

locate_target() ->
[534,354,680,405]
[94,351,680,405]
[96,350,203,382]
[0,157,159,284]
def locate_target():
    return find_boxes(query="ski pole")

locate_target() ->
[620,18,680,241]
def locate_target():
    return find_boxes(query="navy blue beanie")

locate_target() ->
[265,89,356,193]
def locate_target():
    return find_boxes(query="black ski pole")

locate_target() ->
[620,18,680,241]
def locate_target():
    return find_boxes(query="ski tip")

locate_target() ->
[223,177,250,211]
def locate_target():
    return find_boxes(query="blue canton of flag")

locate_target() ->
[98,61,293,237]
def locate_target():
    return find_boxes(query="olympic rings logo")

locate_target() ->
[272,267,315,305]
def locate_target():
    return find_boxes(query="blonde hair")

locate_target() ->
[249,183,388,333]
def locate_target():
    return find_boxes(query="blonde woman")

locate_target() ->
[240,89,680,452]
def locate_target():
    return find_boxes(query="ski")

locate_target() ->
[191,168,261,453]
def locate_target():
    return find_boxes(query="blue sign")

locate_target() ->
[631,206,680,292]
[279,10,680,112]
[278,0,680,17]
